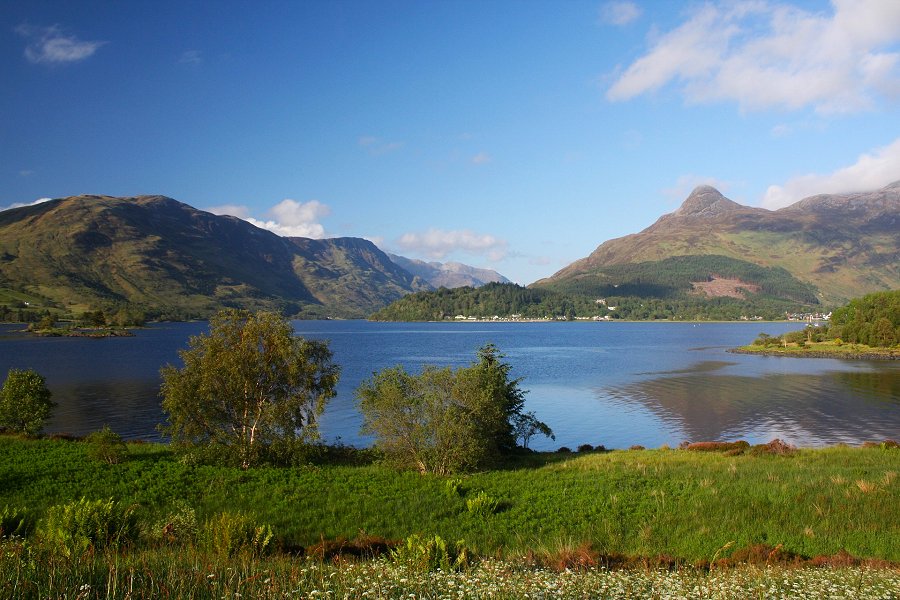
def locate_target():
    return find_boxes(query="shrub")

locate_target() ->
[466,491,500,517]
[556,446,572,453]
[202,512,274,557]
[0,506,34,538]
[686,441,750,454]
[577,444,594,453]
[152,501,198,546]
[390,534,473,572]
[749,439,797,456]
[85,426,128,464]
[41,498,138,556]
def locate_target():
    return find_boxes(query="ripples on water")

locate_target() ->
[0,321,897,449]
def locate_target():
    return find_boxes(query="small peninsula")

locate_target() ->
[732,289,899,360]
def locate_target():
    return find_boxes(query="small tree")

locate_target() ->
[85,426,128,464]
[0,369,55,436]
[160,309,339,468]
[357,344,552,474]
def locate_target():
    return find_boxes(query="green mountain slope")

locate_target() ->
[535,182,900,305]
[0,195,427,319]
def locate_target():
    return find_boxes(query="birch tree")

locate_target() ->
[160,309,339,468]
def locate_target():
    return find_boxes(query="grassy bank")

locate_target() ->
[1,437,898,562]
[731,339,899,360]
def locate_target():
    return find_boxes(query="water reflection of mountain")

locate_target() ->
[602,366,900,446]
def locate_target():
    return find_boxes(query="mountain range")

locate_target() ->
[1,181,897,321]
[388,254,510,288]
[0,195,501,319]
[534,181,900,306]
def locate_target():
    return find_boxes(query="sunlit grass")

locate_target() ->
[2,437,898,564]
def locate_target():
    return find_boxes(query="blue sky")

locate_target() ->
[3,0,899,284]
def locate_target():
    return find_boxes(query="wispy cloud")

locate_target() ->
[396,228,508,261]
[207,199,330,238]
[179,49,203,65]
[471,152,492,165]
[762,137,900,209]
[16,24,105,65]
[358,136,404,156]
[600,1,642,26]
[607,1,900,113]
[0,197,52,212]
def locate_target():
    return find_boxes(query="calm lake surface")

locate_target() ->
[1,321,898,450]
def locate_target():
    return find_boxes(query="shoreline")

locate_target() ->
[729,346,899,360]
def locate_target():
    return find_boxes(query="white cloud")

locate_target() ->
[600,1,642,26]
[762,137,900,208]
[16,24,105,65]
[205,199,330,238]
[0,197,52,212]
[607,1,900,113]
[396,229,508,261]
[471,152,492,165]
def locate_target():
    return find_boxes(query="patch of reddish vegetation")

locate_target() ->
[299,532,396,562]
[526,542,898,572]
[684,441,750,453]
[691,277,760,299]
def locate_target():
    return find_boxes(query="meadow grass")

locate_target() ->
[1,436,897,564]
[1,542,898,599]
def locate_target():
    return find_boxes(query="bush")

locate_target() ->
[41,498,139,556]
[466,491,500,517]
[85,426,128,464]
[749,439,797,456]
[152,501,198,546]
[577,444,594,453]
[686,441,750,454]
[0,506,34,538]
[202,512,275,557]
[0,368,54,436]
[390,534,473,572]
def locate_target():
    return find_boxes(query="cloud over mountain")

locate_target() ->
[762,137,900,208]
[608,0,900,113]
[207,199,330,238]
[396,228,508,261]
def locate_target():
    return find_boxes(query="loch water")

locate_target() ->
[1,320,897,450]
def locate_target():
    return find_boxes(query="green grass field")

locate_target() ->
[2,436,899,597]
[2,436,897,562]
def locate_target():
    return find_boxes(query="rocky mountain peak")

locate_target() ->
[673,186,743,218]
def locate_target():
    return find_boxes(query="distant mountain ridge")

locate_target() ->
[536,181,900,305]
[387,254,510,288]
[0,195,429,318]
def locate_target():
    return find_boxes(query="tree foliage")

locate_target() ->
[371,273,815,323]
[830,290,900,347]
[356,344,552,474]
[0,368,54,436]
[160,309,340,468]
